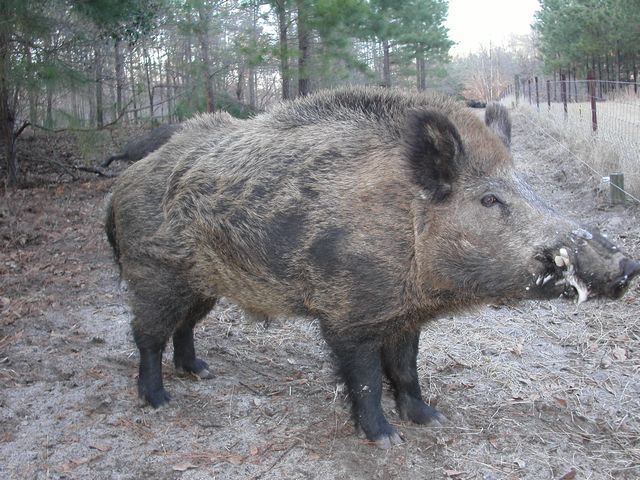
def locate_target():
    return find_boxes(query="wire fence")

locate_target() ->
[499,77,640,204]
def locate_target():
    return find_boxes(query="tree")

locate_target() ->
[533,0,640,82]
[394,0,452,91]
[1,0,64,187]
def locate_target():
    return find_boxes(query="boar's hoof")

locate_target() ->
[376,431,404,449]
[140,387,171,408]
[373,431,404,450]
[399,397,447,426]
[176,358,214,380]
[358,423,404,449]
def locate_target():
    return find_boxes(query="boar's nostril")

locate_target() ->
[610,259,640,299]
[621,258,640,281]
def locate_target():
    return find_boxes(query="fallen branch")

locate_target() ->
[31,158,117,179]
[74,165,117,177]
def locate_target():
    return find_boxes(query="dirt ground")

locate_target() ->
[1,109,639,479]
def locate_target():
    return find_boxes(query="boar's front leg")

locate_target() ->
[381,329,446,426]
[326,334,403,449]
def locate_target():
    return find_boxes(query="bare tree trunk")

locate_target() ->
[416,48,426,91]
[45,85,53,127]
[236,65,245,101]
[166,58,172,123]
[274,0,290,99]
[129,45,138,122]
[249,68,256,109]
[197,5,215,113]
[0,1,18,187]
[95,43,104,128]
[25,44,38,125]
[114,39,125,122]
[296,0,310,97]
[382,40,391,87]
[616,42,621,88]
[143,47,154,119]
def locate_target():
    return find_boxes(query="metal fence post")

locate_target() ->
[610,173,625,204]
[546,79,551,110]
[561,73,568,119]
[588,70,597,132]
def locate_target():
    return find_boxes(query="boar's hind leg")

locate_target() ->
[326,335,403,449]
[382,330,446,426]
[132,292,215,408]
[173,298,217,379]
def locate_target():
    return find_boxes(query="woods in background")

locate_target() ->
[1,0,453,186]
[534,0,640,83]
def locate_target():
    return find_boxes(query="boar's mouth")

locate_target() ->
[534,248,590,304]
[534,250,640,304]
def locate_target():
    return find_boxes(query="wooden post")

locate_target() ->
[561,73,568,119]
[610,173,625,204]
[514,75,520,105]
[535,76,540,110]
[588,70,597,132]
[527,78,532,104]
[546,79,551,110]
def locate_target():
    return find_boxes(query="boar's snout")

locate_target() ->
[610,258,640,299]
[532,228,639,304]
[551,230,640,303]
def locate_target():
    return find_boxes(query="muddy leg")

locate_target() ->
[326,335,402,449]
[382,330,445,426]
[173,299,217,379]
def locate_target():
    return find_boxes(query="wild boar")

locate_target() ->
[101,124,180,168]
[105,88,639,448]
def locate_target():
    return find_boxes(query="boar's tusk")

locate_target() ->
[567,273,589,304]
[554,247,572,268]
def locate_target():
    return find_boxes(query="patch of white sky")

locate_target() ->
[445,0,540,56]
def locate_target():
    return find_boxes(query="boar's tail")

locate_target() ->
[104,196,121,270]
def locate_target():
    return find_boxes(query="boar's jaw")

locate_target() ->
[552,247,590,304]
[531,249,590,304]
[532,238,640,304]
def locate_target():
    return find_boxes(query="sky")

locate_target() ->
[445,0,540,56]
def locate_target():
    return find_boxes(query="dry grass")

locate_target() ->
[501,94,640,201]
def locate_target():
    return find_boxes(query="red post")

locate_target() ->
[588,70,597,132]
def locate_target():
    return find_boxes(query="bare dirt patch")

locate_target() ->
[1,110,639,479]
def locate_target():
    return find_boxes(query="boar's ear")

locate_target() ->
[405,109,465,202]
[484,103,511,148]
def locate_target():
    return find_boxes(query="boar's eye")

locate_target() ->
[481,193,502,207]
